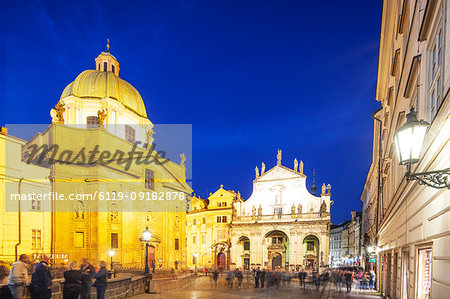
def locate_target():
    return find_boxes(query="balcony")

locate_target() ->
[233,212,330,223]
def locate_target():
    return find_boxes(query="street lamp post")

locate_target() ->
[141,226,153,294]
[142,226,152,274]
[108,249,115,277]
[394,107,449,189]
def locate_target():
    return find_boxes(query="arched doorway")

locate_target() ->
[303,235,319,271]
[265,230,289,270]
[148,245,155,269]
[272,252,282,269]
[217,252,226,270]
[239,236,250,269]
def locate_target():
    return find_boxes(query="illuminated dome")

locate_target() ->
[60,51,148,118]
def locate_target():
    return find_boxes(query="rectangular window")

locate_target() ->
[222,216,227,223]
[244,241,250,251]
[32,229,41,249]
[111,233,119,249]
[417,248,432,299]
[274,207,282,218]
[87,116,99,129]
[222,202,227,207]
[32,199,41,211]
[307,241,315,251]
[74,232,84,248]
[202,217,206,224]
[217,216,222,223]
[145,169,154,190]
[125,125,136,143]
[175,238,179,250]
[217,202,221,207]
[429,29,442,119]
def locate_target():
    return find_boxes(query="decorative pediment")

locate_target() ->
[256,165,305,182]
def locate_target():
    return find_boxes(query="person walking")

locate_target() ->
[63,261,83,299]
[260,268,266,288]
[345,271,353,294]
[235,268,243,288]
[369,270,376,290]
[80,258,95,299]
[30,255,53,299]
[7,254,30,299]
[93,261,108,299]
[299,269,306,289]
[212,268,219,287]
[254,267,260,288]
[151,261,155,273]
[337,270,344,294]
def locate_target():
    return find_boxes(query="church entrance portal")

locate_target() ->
[217,252,226,270]
[272,252,282,269]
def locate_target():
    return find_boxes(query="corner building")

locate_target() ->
[362,0,450,298]
[1,49,192,269]
[186,186,243,270]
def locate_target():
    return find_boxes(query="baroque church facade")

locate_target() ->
[0,48,192,269]
[184,150,332,271]
[231,151,331,271]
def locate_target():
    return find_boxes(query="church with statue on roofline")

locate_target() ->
[0,43,192,269]
[230,150,331,271]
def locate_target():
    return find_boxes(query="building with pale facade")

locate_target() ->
[361,0,450,298]
[0,48,192,270]
[329,221,349,267]
[231,151,331,271]
[186,186,243,270]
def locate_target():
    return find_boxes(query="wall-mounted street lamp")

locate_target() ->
[394,108,449,189]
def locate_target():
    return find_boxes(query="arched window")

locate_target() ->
[74,201,85,220]
[104,62,107,72]
[111,65,115,74]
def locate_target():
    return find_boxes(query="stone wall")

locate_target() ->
[0,275,148,299]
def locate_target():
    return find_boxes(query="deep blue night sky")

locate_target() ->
[1,0,382,224]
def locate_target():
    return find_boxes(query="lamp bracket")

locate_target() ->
[406,167,450,189]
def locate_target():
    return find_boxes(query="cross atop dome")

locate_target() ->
[95,40,120,76]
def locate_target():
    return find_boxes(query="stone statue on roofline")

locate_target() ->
[255,166,259,179]
[299,160,304,174]
[294,158,298,172]
[261,162,266,175]
[180,153,186,167]
[97,109,107,125]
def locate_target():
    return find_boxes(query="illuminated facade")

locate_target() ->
[231,151,331,271]
[186,186,243,269]
[361,0,450,298]
[0,49,192,270]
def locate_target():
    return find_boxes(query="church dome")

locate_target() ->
[60,51,148,118]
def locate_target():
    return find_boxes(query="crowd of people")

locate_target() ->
[2,254,109,299]
[201,266,376,294]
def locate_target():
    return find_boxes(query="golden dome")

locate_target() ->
[60,54,148,118]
